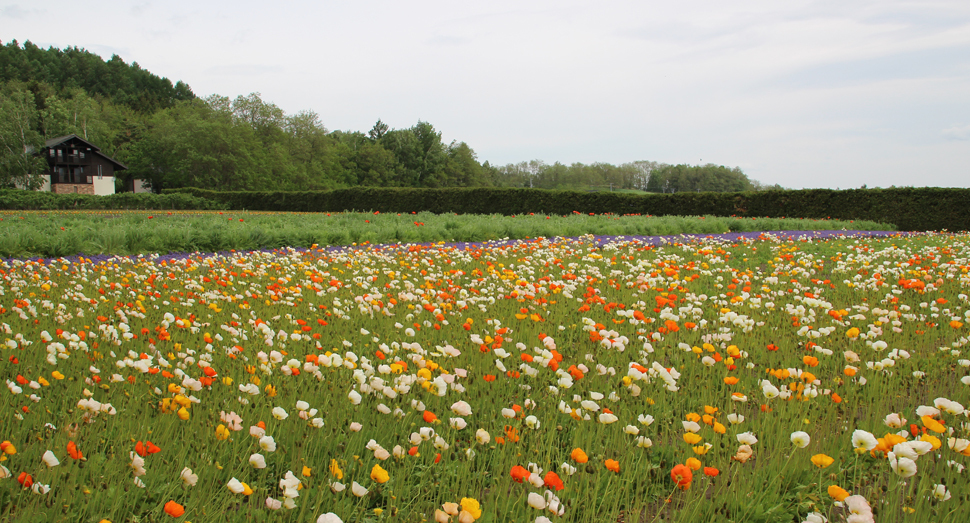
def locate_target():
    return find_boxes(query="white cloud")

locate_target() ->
[1,4,41,19]
[942,125,970,141]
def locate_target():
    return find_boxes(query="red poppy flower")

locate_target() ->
[17,472,33,488]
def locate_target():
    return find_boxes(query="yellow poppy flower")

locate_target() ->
[811,454,834,468]
[922,415,945,433]
[329,459,344,480]
[920,434,942,450]
[827,484,850,501]
[460,498,482,519]
[370,464,389,484]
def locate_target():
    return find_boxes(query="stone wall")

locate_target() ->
[52,184,95,195]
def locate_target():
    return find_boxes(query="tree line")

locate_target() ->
[1,40,781,194]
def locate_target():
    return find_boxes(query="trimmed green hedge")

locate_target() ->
[163,187,970,231]
[0,190,228,211]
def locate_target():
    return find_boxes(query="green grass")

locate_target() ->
[0,210,894,259]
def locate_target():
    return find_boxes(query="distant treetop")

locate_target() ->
[0,39,194,113]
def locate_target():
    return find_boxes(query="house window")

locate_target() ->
[98,165,103,179]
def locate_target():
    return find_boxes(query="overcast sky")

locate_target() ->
[4,0,969,188]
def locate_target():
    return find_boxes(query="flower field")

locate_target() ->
[2,227,969,523]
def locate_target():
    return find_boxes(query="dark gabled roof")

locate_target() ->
[45,134,100,151]
[43,134,127,171]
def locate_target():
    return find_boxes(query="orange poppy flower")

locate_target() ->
[510,465,530,483]
[67,441,83,460]
[504,426,520,443]
[670,464,692,489]
[423,411,438,423]
[543,471,564,491]
[570,448,589,464]
[605,459,620,473]
[703,467,719,477]
[164,500,185,517]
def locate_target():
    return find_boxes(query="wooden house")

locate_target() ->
[34,135,127,195]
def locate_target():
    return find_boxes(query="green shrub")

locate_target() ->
[164,187,970,231]
[0,190,228,211]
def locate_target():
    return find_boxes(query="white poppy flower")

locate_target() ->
[790,431,810,449]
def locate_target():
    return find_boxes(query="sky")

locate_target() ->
[4,0,969,189]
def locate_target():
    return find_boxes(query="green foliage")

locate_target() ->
[0,87,47,189]
[646,163,756,193]
[165,186,965,231]
[0,39,194,113]
[0,189,227,211]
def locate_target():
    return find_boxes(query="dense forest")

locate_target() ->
[0,40,780,193]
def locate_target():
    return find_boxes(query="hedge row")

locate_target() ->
[0,190,229,211]
[162,187,970,232]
